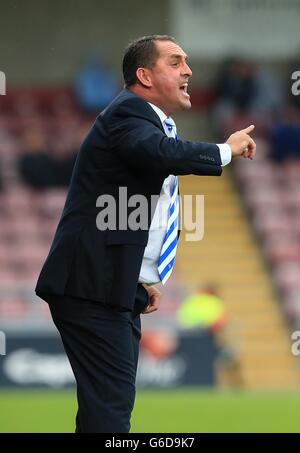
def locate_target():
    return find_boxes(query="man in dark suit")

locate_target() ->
[36,35,256,432]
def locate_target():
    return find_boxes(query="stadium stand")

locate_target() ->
[0,88,300,390]
[0,88,89,327]
[176,161,300,390]
[235,150,300,334]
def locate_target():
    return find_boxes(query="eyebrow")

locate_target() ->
[169,54,188,61]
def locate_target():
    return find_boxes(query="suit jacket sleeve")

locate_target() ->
[104,96,222,177]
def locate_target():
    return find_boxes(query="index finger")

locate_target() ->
[240,125,255,134]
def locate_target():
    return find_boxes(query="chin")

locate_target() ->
[180,100,192,110]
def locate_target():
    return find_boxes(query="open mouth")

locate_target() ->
[179,83,190,97]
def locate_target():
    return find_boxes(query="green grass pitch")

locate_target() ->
[0,389,300,432]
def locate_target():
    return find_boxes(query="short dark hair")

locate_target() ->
[122,35,177,87]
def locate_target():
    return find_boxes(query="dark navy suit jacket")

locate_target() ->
[35,89,222,310]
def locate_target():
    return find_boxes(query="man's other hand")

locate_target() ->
[226,125,256,160]
[142,284,161,314]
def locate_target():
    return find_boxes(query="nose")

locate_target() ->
[183,62,192,77]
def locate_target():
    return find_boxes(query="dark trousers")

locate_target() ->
[47,284,149,433]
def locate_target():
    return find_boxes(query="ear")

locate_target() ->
[136,67,152,88]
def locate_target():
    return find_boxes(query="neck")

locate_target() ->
[128,85,171,117]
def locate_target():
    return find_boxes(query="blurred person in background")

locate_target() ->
[177,283,227,332]
[74,54,120,113]
[213,57,282,140]
[269,103,300,162]
[49,139,77,187]
[18,128,55,190]
[177,283,243,389]
[214,58,256,127]
[18,126,79,190]
[36,35,256,433]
